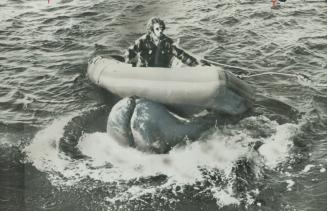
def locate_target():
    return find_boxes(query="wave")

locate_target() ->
[24,110,302,208]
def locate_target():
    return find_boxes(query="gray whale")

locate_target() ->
[107,97,218,153]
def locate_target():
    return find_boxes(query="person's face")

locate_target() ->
[152,23,164,39]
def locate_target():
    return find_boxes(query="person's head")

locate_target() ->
[146,17,166,39]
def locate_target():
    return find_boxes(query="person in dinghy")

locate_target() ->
[100,17,215,153]
[125,17,203,68]
[85,17,251,154]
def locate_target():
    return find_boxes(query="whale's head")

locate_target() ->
[107,97,136,147]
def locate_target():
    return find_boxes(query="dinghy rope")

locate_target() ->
[201,58,327,88]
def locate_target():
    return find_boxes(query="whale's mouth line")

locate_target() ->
[127,97,137,147]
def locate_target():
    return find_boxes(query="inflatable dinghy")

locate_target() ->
[88,56,254,115]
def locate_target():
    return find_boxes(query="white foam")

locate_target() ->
[212,186,240,207]
[286,179,295,191]
[24,114,300,207]
[302,164,315,173]
[23,113,83,186]
[258,123,298,168]
[77,131,248,184]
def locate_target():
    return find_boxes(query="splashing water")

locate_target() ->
[24,114,300,207]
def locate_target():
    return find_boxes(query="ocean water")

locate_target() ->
[1,0,327,210]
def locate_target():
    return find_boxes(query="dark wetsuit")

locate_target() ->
[125,34,199,67]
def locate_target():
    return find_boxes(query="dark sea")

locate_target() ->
[1,0,327,210]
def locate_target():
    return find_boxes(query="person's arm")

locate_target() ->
[171,44,199,66]
[124,38,142,64]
